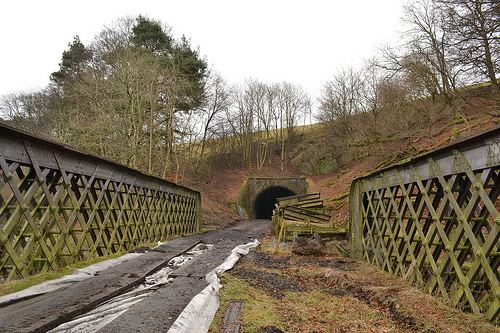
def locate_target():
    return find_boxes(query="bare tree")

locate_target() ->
[197,72,230,170]
[362,59,388,120]
[242,80,267,170]
[280,83,307,137]
[227,83,254,167]
[437,0,500,90]
[402,0,456,101]
[0,90,52,134]
[317,68,364,137]
[159,66,193,177]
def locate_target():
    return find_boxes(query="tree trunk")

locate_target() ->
[482,33,500,91]
[162,105,174,179]
[148,85,154,174]
[281,138,285,173]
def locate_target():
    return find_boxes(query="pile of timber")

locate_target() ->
[273,193,341,242]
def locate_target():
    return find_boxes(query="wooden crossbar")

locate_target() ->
[273,192,338,249]
[0,123,201,282]
[349,125,500,323]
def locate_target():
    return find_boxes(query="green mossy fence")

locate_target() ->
[350,125,500,323]
[0,124,200,282]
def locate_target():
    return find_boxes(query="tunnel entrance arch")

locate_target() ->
[252,186,296,219]
[235,177,308,218]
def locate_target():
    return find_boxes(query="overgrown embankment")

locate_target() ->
[187,93,500,228]
[208,236,497,333]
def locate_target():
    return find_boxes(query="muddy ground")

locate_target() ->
[209,235,497,333]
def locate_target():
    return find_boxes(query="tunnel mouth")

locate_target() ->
[252,186,296,219]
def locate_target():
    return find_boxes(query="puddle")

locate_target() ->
[49,243,213,333]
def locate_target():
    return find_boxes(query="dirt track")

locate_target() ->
[0,220,271,333]
[208,238,497,333]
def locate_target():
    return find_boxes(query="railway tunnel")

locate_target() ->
[237,177,308,219]
[252,186,296,219]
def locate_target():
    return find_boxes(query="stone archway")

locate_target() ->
[252,186,296,219]
[236,177,308,218]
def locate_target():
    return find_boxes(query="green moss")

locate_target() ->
[209,274,285,333]
[447,113,467,125]
[0,251,130,297]
[450,126,461,141]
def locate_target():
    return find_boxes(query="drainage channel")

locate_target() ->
[49,243,214,333]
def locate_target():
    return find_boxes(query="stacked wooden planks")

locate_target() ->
[272,193,342,246]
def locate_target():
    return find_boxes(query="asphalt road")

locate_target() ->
[0,220,271,333]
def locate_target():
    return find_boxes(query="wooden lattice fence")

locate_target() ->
[350,125,500,323]
[0,124,201,282]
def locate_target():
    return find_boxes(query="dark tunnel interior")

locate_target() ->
[252,186,296,219]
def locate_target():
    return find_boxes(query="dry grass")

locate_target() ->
[210,237,497,333]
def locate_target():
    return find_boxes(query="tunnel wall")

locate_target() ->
[252,186,296,219]
[236,177,308,218]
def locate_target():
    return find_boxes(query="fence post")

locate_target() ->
[349,179,363,260]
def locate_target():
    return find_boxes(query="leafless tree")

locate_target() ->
[362,59,389,120]
[402,0,456,101]
[197,72,230,170]
[437,0,500,90]
[0,90,52,134]
[317,68,364,137]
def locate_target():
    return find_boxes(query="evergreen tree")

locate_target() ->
[171,36,208,111]
[50,36,92,86]
[131,15,172,54]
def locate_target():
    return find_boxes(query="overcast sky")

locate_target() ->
[0,0,404,100]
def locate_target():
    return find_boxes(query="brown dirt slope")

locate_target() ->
[184,95,499,228]
[310,96,499,226]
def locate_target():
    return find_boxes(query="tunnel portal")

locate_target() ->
[236,177,308,219]
[252,186,295,219]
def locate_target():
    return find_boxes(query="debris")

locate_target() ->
[272,193,345,251]
[221,301,244,333]
[259,325,284,333]
[291,235,324,256]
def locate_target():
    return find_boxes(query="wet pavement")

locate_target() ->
[0,220,270,333]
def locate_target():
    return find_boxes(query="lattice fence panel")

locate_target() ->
[0,125,201,282]
[350,128,500,323]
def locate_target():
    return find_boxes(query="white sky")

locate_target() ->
[0,0,404,100]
